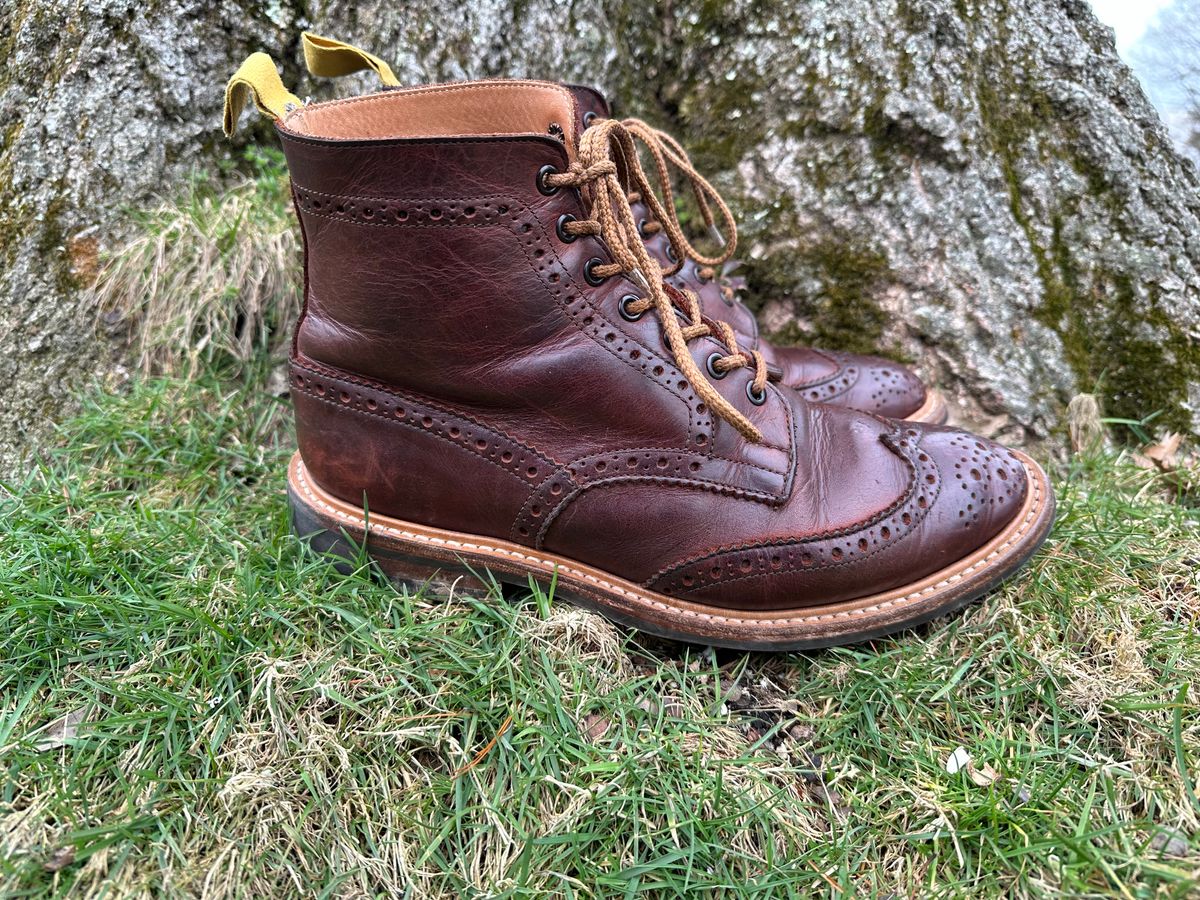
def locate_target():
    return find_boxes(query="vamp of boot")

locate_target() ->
[226,51,1055,650]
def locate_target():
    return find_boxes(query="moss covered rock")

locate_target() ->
[3,0,1199,472]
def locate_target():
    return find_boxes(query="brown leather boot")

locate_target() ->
[226,61,1053,650]
[295,36,945,424]
[567,85,947,424]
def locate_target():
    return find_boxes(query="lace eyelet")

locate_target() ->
[556,214,578,243]
[706,352,729,379]
[536,164,560,196]
[583,257,608,286]
[637,218,652,239]
[619,294,644,322]
[694,265,711,284]
[665,244,678,264]
[746,382,767,406]
[582,110,598,128]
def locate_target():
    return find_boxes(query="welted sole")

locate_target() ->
[287,450,1054,651]
[905,388,949,425]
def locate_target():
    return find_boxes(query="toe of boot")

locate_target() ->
[830,352,928,420]
[898,422,1030,571]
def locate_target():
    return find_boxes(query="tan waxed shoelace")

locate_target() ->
[619,118,739,275]
[624,198,737,300]
[546,119,768,442]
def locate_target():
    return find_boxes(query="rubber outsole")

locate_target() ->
[287,449,1054,651]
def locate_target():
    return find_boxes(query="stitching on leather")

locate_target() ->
[563,446,788,477]
[509,465,581,544]
[292,360,558,479]
[278,130,567,153]
[642,422,932,585]
[512,444,790,546]
[660,464,944,592]
[793,358,858,394]
[292,187,515,206]
[298,208,505,229]
[292,456,1047,627]
[293,382,538,488]
[534,473,781,548]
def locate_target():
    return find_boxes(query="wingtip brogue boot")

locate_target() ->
[227,56,1053,650]
[565,85,948,425]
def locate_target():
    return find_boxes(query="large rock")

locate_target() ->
[3,0,1199,472]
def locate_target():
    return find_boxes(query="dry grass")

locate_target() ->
[89,149,299,374]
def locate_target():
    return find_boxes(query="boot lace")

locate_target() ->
[545,119,768,442]
[620,118,739,276]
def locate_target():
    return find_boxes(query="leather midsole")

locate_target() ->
[904,388,948,424]
[288,448,1051,627]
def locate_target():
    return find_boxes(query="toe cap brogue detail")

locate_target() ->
[646,423,1028,611]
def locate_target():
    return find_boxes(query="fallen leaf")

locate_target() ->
[945,746,971,774]
[1143,433,1183,470]
[581,713,610,743]
[43,846,75,872]
[34,707,88,751]
[967,760,1000,786]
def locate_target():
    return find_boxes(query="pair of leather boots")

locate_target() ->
[224,35,1054,650]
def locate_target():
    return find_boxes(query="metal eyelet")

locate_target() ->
[694,265,711,284]
[583,258,608,286]
[582,110,598,128]
[536,164,560,196]
[637,218,651,239]
[665,244,678,264]
[556,214,578,243]
[746,381,767,406]
[706,352,728,379]
[618,294,644,322]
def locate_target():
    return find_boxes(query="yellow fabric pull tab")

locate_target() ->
[223,52,302,136]
[302,32,400,87]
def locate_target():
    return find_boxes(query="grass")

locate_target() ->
[0,361,1197,897]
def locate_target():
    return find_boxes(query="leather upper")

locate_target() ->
[279,84,1026,611]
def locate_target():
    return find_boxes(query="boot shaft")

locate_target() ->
[278,78,793,485]
[281,82,705,460]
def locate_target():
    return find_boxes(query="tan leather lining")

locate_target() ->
[283,80,578,157]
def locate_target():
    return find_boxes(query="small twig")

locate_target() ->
[454,713,514,777]
[808,860,844,895]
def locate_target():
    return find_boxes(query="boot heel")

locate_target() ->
[288,474,493,599]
